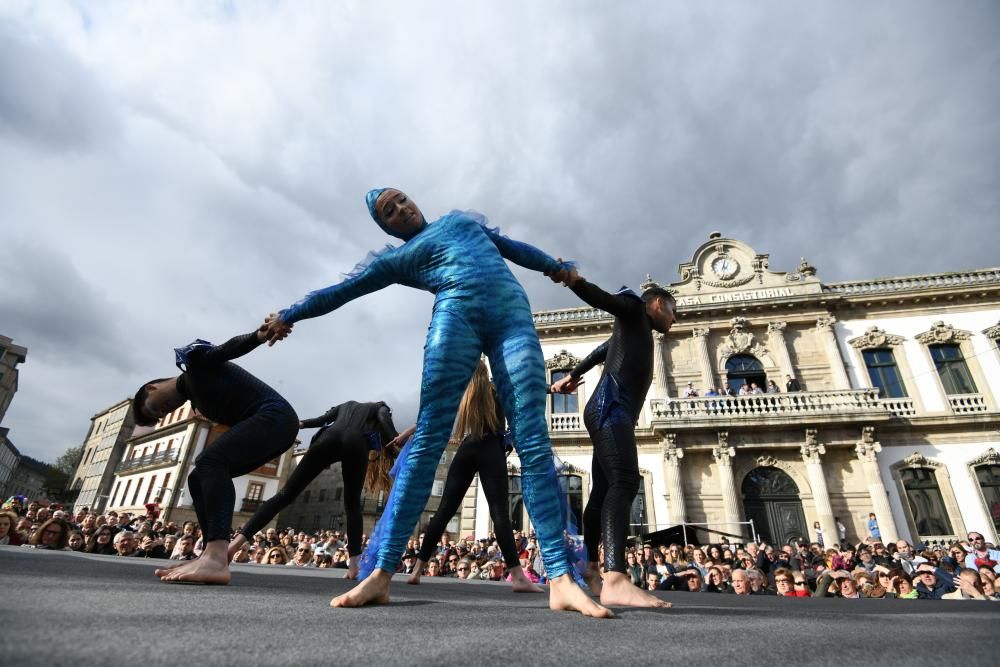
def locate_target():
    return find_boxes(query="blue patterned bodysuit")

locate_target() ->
[278,211,572,579]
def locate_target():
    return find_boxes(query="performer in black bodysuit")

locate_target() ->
[551,276,676,608]
[229,400,401,579]
[132,329,299,584]
[406,361,544,592]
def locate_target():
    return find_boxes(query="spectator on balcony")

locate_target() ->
[785,375,802,392]
[914,563,957,599]
[171,535,197,561]
[738,383,751,396]
[748,382,764,395]
[0,510,22,546]
[704,386,718,397]
[964,532,1000,573]
[835,517,848,545]
[113,531,137,557]
[86,527,115,555]
[721,382,736,397]
[28,518,71,550]
[766,380,780,394]
[683,382,698,398]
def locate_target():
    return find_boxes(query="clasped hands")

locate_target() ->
[547,257,581,288]
[259,313,293,346]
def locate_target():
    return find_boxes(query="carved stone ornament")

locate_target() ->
[848,326,906,350]
[692,326,711,339]
[855,426,882,462]
[713,446,736,465]
[755,455,780,467]
[767,321,787,335]
[719,317,769,361]
[663,433,684,462]
[801,429,826,464]
[969,448,1000,467]
[901,452,941,469]
[983,322,1000,341]
[914,321,972,345]
[641,274,660,292]
[545,350,581,370]
[816,315,837,331]
[506,461,521,475]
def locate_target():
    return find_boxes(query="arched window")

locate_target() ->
[900,467,951,536]
[507,474,523,532]
[863,349,908,398]
[725,355,765,394]
[974,464,1000,537]
[549,370,579,414]
[929,344,978,395]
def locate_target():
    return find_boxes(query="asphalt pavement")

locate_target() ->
[2,546,997,666]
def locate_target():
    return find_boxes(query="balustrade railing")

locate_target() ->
[824,269,1000,296]
[551,413,582,431]
[118,450,179,473]
[948,393,989,414]
[239,498,263,513]
[650,389,894,421]
[880,397,916,418]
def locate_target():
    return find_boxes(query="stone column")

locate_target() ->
[692,327,714,391]
[712,432,742,540]
[767,321,795,380]
[800,429,838,547]
[662,433,686,525]
[817,315,851,390]
[652,332,669,399]
[855,426,899,544]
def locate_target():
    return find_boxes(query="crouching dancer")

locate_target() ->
[132,328,298,584]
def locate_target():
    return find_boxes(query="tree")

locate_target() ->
[54,445,84,477]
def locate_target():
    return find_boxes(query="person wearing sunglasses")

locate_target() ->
[964,532,1000,574]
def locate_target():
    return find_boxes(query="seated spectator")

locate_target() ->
[130,534,168,559]
[704,567,730,593]
[914,563,957,599]
[455,559,473,580]
[163,534,178,557]
[231,543,252,564]
[887,572,918,599]
[645,572,662,592]
[942,570,992,601]
[28,518,71,550]
[774,569,807,597]
[746,568,771,594]
[171,535,197,561]
[315,553,334,568]
[67,530,86,552]
[730,569,752,596]
[426,560,442,578]
[287,543,312,567]
[964,532,1000,573]
[0,510,23,546]
[86,527,116,555]
[625,551,644,586]
[112,530,137,556]
[263,546,288,565]
[684,570,704,592]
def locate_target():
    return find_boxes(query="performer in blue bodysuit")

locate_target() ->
[262,188,611,617]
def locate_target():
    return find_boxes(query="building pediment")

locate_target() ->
[666,234,823,308]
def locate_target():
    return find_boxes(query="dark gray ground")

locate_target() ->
[2,546,997,666]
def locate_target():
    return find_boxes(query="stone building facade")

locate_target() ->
[477,233,1000,548]
[70,399,136,514]
[0,334,28,426]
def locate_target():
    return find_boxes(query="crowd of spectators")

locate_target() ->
[3,496,998,601]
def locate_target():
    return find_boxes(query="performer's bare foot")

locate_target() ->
[548,574,614,618]
[406,558,426,585]
[599,572,672,608]
[509,566,545,593]
[227,534,247,561]
[345,555,360,580]
[584,561,603,596]
[157,542,231,585]
[331,569,391,607]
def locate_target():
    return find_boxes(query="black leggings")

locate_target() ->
[238,425,371,556]
[187,402,298,543]
[581,406,641,574]
[417,435,521,569]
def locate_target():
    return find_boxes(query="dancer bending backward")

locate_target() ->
[262,188,611,618]
[551,277,676,608]
[229,400,403,579]
[133,328,299,584]
[407,360,544,593]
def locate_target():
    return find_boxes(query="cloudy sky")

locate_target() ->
[1,1,998,464]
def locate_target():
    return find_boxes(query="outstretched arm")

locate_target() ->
[299,405,340,429]
[550,339,608,394]
[569,278,643,319]
[477,220,571,276]
[189,330,265,366]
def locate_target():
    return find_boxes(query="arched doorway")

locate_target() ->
[726,354,767,394]
[742,466,808,545]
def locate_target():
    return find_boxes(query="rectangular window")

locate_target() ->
[110,481,122,507]
[550,370,579,413]
[131,478,143,505]
[901,467,952,536]
[432,480,445,497]
[318,488,327,502]
[863,349,908,398]
[334,488,343,501]
[929,344,978,395]
[143,475,157,505]
[302,489,311,504]
[121,480,132,507]
[160,473,172,501]
[246,482,265,502]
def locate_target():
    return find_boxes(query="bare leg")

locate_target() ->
[599,571,672,608]
[331,568,392,607]
[156,541,231,585]
[584,561,603,596]
[345,555,360,580]
[227,533,247,561]
[548,574,614,618]
[508,565,545,593]
[407,559,426,585]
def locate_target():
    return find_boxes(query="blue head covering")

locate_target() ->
[366,187,422,241]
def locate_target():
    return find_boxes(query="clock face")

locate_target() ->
[712,256,739,279]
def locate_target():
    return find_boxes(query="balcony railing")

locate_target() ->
[948,394,989,414]
[118,450,179,473]
[239,498,263,513]
[880,397,916,418]
[649,389,897,422]
[551,413,582,432]
[823,268,1000,296]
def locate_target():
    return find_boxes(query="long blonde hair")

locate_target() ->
[453,360,501,442]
